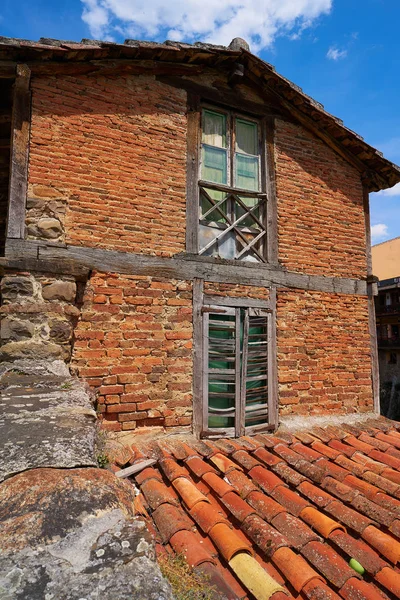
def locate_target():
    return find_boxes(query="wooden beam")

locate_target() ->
[0,61,17,78]
[186,94,200,254]
[265,116,278,266]
[157,75,284,118]
[5,238,369,296]
[192,278,204,437]
[363,186,380,413]
[6,64,31,240]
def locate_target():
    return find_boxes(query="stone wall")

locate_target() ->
[71,272,193,433]
[0,271,80,361]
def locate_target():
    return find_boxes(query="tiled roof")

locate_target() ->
[0,35,399,191]
[112,416,400,599]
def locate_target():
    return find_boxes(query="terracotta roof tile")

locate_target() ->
[291,442,323,462]
[328,530,388,576]
[210,452,242,474]
[220,491,257,523]
[344,435,375,454]
[369,449,400,470]
[152,503,194,543]
[195,560,248,599]
[302,578,341,600]
[209,522,252,561]
[350,494,395,527]
[301,540,358,588]
[169,530,216,567]
[375,566,400,597]
[299,506,345,538]
[297,481,335,509]
[173,477,210,509]
[270,485,310,516]
[245,490,285,522]
[271,511,321,549]
[316,458,349,481]
[253,446,284,467]
[159,457,191,481]
[362,524,400,563]
[272,462,308,487]
[184,455,217,478]
[328,439,357,458]
[321,476,359,503]
[141,478,180,510]
[127,420,400,599]
[359,433,390,452]
[232,449,262,471]
[382,467,400,485]
[249,465,287,494]
[242,514,289,556]
[340,578,391,600]
[312,441,342,461]
[272,546,324,592]
[325,500,374,534]
[134,466,163,485]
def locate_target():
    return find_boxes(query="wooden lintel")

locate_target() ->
[6,64,31,240]
[157,75,284,118]
[27,59,205,78]
[5,239,368,296]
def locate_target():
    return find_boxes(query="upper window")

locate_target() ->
[198,108,267,262]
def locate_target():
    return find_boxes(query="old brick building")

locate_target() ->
[1,36,400,438]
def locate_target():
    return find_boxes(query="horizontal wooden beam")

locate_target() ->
[4,239,368,296]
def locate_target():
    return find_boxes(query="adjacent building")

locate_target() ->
[372,237,400,419]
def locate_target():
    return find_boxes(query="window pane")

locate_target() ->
[208,313,236,428]
[203,110,227,148]
[235,154,259,191]
[236,119,257,155]
[202,145,227,184]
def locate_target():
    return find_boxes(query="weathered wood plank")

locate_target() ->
[268,288,279,429]
[186,94,200,254]
[363,186,380,412]
[192,278,204,437]
[203,294,272,309]
[115,459,156,478]
[6,64,31,240]
[264,116,279,266]
[5,238,368,296]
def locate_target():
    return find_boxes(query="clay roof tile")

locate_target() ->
[169,530,216,567]
[184,455,217,478]
[152,503,194,543]
[328,529,388,576]
[242,514,289,556]
[141,478,180,510]
[247,490,287,522]
[271,511,321,550]
[249,465,287,494]
[272,546,324,592]
[189,500,228,533]
[253,446,284,467]
[340,577,391,600]
[362,524,400,563]
[208,522,253,561]
[270,485,310,517]
[202,471,235,498]
[301,540,358,588]
[173,477,210,509]
[220,490,257,523]
[374,566,400,598]
[210,452,243,474]
[225,468,259,498]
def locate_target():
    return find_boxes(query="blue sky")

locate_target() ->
[1,0,400,244]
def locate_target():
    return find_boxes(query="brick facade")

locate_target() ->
[28,74,187,255]
[276,119,367,279]
[0,59,378,434]
[277,289,372,415]
[71,273,193,432]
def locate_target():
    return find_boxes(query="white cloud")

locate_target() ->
[375,182,400,197]
[326,46,347,60]
[371,223,389,243]
[80,0,332,52]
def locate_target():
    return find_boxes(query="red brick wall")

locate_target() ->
[275,119,367,279]
[277,289,372,416]
[28,74,187,256]
[71,272,193,432]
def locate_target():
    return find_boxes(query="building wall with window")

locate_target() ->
[3,41,393,438]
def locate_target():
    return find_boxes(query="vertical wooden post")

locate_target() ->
[6,64,31,240]
[268,287,279,429]
[186,94,200,254]
[265,117,278,266]
[192,278,204,436]
[363,186,380,413]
